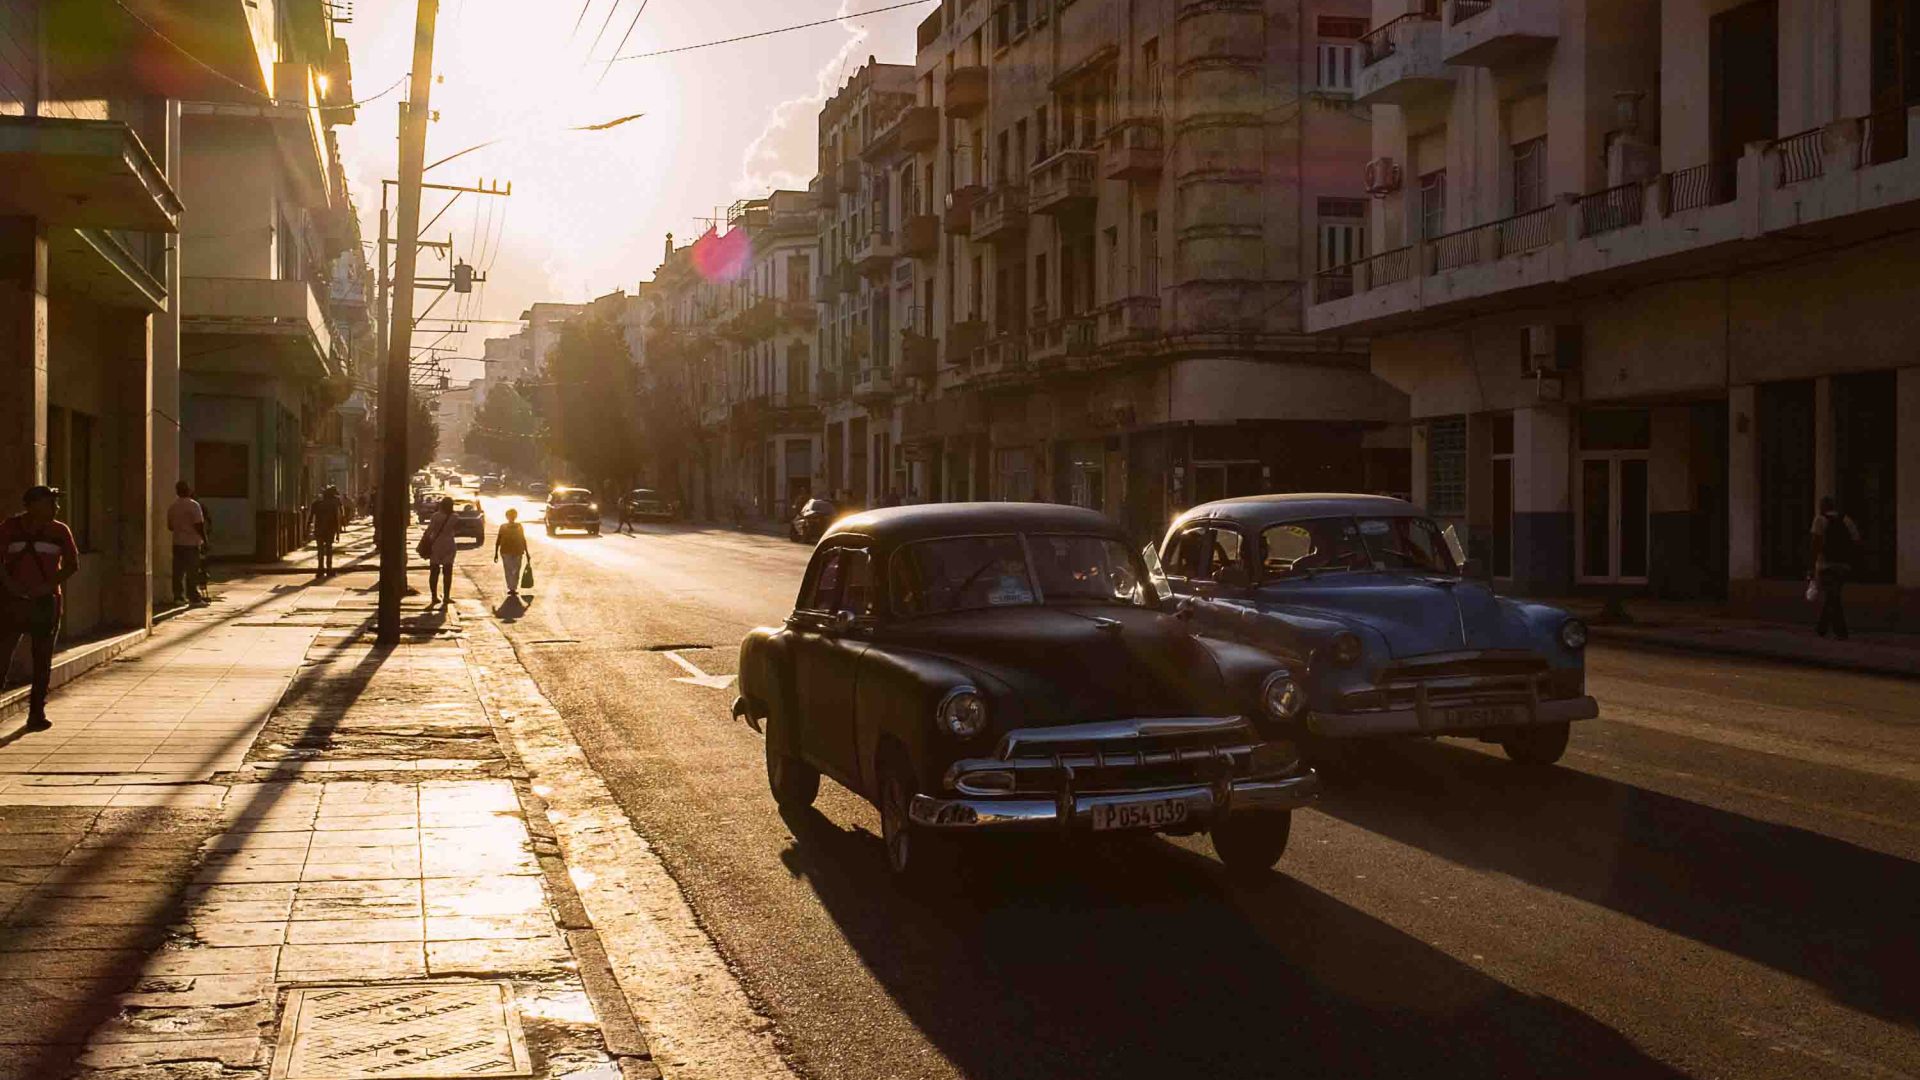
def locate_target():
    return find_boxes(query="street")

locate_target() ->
[461,494,1920,1080]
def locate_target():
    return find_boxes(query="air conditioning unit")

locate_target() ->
[1364,157,1403,196]
[1522,324,1582,375]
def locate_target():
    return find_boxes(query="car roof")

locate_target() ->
[626,488,658,495]
[549,486,592,496]
[1170,493,1425,532]
[824,502,1124,546]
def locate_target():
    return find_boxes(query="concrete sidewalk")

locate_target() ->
[1550,596,1920,679]
[0,556,655,1079]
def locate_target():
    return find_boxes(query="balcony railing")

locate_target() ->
[1429,204,1555,272]
[1101,296,1161,342]
[1361,2,1440,65]
[1104,117,1165,180]
[1862,107,1912,167]
[1312,267,1354,303]
[1662,161,1736,212]
[901,213,939,257]
[1029,149,1097,214]
[181,275,333,361]
[969,184,1029,243]
[1772,127,1824,186]
[1576,182,1644,236]
[1450,0,1492,22]
[945,66,988,119]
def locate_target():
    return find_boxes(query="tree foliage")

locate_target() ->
[545,314,639,490]
[407,394,438,473]
[464,384,541,477]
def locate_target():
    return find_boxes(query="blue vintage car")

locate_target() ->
[1157,494,1597,767]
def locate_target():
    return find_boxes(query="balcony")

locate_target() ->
[1099,296,1162,344]
[0,116,180,233]
[829,261,859,295]
[854,228,898,278]
[1029,149,1098,216]
[945,185,984,234]
[733,393,820,434]
[969,333,1030,381]
[1442,0,1558,66]
[897,105,940,153]
[837,158,862,193]
[969,185,1029,245]
[948,319,988,366]
[852,365,896,404]
[767,208,816,239]
[945,66,988,119]
[1028,315,1098,366]
[181,276,334,376]
[899,330,938,378]
[777,298,818,329]
[1356,6,1453,105]
[900,213,940,258]
[816,368,847,401]
[1103,118,1164,181]
[810,174,836,210]
[1306,105,1920,337]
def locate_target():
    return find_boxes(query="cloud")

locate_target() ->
[735,4,874,195]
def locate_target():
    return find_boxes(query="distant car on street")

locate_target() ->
[788,498,837,543]
[619,488,677,522]
[529,482,551,499]
[1159,493,1598,768]
[451,499,485,541]
[477,477,503,496]
[414,489,444,523]
[545,487,601,535]
[734,502,1320,885]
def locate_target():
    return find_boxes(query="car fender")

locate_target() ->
[736,626,800,754]
[851,647,1010,798]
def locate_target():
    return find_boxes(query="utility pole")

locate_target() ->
[376,0,440,645]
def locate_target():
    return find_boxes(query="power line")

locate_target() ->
[596,0,652,87]
[608,0,936,63]
[585,0,626,58]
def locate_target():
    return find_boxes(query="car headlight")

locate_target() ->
[589,503,599,512]
[1559,618,1588,650]
[1330,632,1363,666]
[1260,670,1304,720]
[936,687,988,738]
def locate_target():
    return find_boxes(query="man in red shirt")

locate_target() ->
[1,486,81,731]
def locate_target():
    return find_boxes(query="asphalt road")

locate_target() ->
[461,493,1920,1080]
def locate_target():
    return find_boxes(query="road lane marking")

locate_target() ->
[662,649,735,690]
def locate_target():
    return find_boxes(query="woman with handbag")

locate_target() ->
[494,507,530,599]
[419,497,459,606]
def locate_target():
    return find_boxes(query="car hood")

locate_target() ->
[884,606,1226,723]
[1255,573,1539,658]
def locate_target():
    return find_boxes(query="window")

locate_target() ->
[1035,106,1049,161]
[1419,170,1447,239]
[1316,43,1357,92]
[1511,136,1547,213]
[1317,197,1368,270]
[1165,526,1215,580]
[1259,517,1460,579]
[1426,415,1467,516]
[1140,211,1159,294]
[1142,38,1162,113]
[802,547,874,615]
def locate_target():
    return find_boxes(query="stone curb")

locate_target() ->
[1590,625,1920,680]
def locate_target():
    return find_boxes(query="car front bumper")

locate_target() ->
[1309,694,1598,738]
[909,771,1319,832]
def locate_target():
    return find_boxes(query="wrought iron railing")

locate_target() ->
[1360,1,1441,66]
[1663,161,1736,212]
[1450,0,1492,23]
[1576,182,1644,237]
[1430,205,1555,271]
[1772,127,1824,186]
[1364,245,1415,287]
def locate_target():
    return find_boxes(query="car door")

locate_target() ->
[788,544,874,783]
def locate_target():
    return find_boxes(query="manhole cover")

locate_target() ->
[271,981,531,1079]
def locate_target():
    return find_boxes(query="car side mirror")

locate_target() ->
[1461,557,1491,581]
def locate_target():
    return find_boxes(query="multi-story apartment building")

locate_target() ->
[1308,0,1920,622]
[814,60,918,508]
[175,0,362,559]
[874,0,1409,539]
[2,0,183,634]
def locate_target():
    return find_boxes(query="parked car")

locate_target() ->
[414,489,444,524]
[529,482,551,499]
[545,487,601,535]
[451,499,485,541]
[788,497,837,543]
[734,503,1320,884]
[620,488,677,522]
[1159,493,1598,767]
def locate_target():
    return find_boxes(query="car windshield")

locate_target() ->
[552,491,594,505]
[890,533,1149,616]
[1259,516,1462,579]
[454,501,480,514]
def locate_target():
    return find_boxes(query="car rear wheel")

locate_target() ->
[764,710,818,810]
[1500,721,1570,767]
[1211,810,1293,880]
[878,748,955,889]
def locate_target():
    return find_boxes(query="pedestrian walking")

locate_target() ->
[420,496,460,606]
[494,507,530,598]
[0,486,80,732]
[1810,495,1862,640]
[618,495,636,536]
[309,486,344,576]
[165,481,208,605]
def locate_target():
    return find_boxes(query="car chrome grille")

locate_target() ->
[1338,653,1581,713]
[951,717,1268,796]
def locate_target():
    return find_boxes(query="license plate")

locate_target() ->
[1089,796,1192,832]
[1443,705,1522,728]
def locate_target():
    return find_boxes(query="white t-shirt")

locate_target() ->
[166,497,205,547]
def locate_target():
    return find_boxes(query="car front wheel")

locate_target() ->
[1500,721,1570,767]
[764,710,819,810]
[1211,810,1293,880]
[878,749,955,889]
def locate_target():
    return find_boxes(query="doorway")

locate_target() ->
[1577,454,1650,584]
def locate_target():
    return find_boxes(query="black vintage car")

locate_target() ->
[788,497,837,543]
[734,503,1320,884]
[545,486,601,536]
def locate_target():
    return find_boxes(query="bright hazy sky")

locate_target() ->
[334,0,929,382]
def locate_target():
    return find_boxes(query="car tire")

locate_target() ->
[546,525,556,536]
[1500,721,1570,767]
[588,525,600,536]
[877,747,956,889]
[764,710,819,810]
[1211,810,1293,880]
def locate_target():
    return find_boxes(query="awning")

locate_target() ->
[0,117,180,233]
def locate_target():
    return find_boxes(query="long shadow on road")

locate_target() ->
[1312,741,1920,1028]
[776,806,1682,1080]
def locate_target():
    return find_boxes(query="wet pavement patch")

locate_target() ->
[270,980,531,1078]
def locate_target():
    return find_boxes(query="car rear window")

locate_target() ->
[551,491,594,505]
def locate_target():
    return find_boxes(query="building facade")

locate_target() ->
[1308,0,1920,623]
